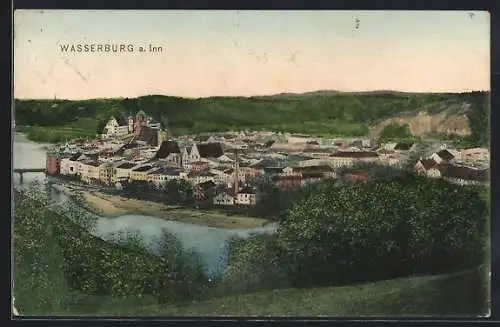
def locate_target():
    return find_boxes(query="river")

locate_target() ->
[13,133,276,277]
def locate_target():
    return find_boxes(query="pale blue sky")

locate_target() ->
[14,10,490,99]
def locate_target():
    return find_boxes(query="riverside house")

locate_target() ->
[80,160,101,184]
[60,152,83,176]
[213,189,236,206]
[99,162,115,185]
[130,164,156,182]
[149,167,183,189]
[236,186,259,205]
[112,162,137,183]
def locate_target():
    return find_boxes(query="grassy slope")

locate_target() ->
[20,266,488,317]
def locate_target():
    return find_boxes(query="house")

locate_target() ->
[80,160,101,184]
[214,168,236,186]
[328,151,379,168]
[394,142,416,152]
[213,190,236,206]
[293,164,337,179]
[150,168,183,189]
[414,158,438,173]
[155,140,181,165]
[99,162,115,185]
[184,161,210,172]
[301,147,335,159]
[426,163,452,179]
[236,186,258,205]
[238,165,261,179]
[381,142,398,151]
[102,116,130,138]
[187,170,217,185]
[130,165,156,182]
[60,152,82,176]
[112,162,137,183]
[383,154,407,167]
[430,149,456,164]
[196,143,225,160]
[440,165,489,186]
[183,142,224,163]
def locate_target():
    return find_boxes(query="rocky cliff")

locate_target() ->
[370,102,472,137]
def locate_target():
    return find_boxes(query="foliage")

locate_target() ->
[276,175,489,287]
[464,92,490,147]
[13,182,209,314]
[13,182,76,314]
[379,123,413,142]
[221,234,290,295]
[162,179,195,206]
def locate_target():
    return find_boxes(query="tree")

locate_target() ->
[379,123,413,142]
[96,119,107,135]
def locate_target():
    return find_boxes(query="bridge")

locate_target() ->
[13,168,47,183]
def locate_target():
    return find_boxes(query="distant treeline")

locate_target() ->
[14,91,489,144]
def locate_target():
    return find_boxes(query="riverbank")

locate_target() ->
[53,183,270,229]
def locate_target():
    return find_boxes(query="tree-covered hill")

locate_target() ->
[14,90,489,145]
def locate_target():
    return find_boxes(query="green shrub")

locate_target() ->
[276,176,488,287]
[14,183,209,308]
[220,234,291,296]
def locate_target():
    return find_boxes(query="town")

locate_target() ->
[44,110,490,209]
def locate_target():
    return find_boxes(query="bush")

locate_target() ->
[276,176,489,287]
[14,183,209,309]
[220,234,291,296]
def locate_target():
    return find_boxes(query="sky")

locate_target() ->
[14,10,490,99]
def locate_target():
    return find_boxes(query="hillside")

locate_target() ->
[14,90,489,145]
